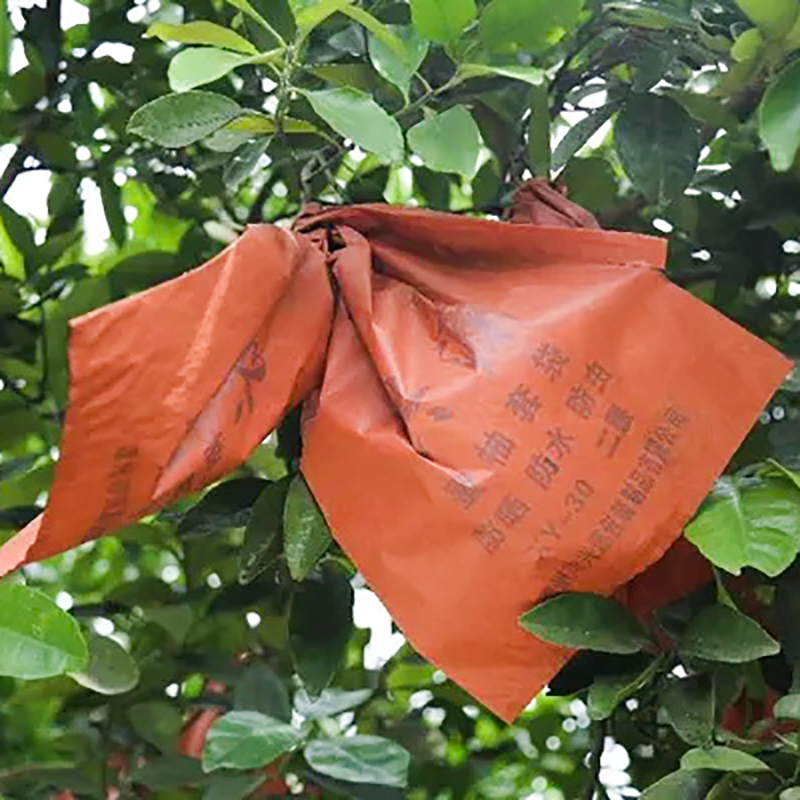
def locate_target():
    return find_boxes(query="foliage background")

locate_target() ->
[2,0,800,797]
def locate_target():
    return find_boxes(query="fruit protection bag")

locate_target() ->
[0,181,790,721]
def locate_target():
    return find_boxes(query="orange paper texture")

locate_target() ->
[0,181,790,722]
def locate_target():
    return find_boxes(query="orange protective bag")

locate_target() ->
[0,181,790,721]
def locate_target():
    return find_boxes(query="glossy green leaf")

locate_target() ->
[205,113,317,151]
[641,770,720,799]
[290,0,350,33]
[304,736,410,787]
[480,0,583,53]
[340,6,405,56]
[587,658,660,720]
[146,21,259,54]
[0,582,88,679]
[295,687,373,719]
[731,27,764,62]
[680,746,769,773]
[128,91,242,148]
[239,478,290,584]
[685,475,800,577]
[759,60,800,172]
[774,693,800,720]
[660,674,714,746]
[177,477,267,539]
[407,105,481,177]
[679,604,780,663]
[168,47,254,93]
[284,474,332,581]
[68,632,139,695]
[289,562,353,696]
[553,102,619,171]
[409,0,476,44]
[301,87,403,164]
[458,63,545,85]
[234,663,291,722]
[368,25,428,100]
[614,92,700,205]
[223,137,270,188]
[519,592,651,654]
[736,0,798,39]
[202,711,302,772]
[227,0,287,43]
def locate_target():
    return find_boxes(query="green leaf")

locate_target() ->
[731,27,764,62]
[641,770,720,800]
[168,47,255,93]
[68,633,139,695]
[227,0,287,44]
[409,0,477,44]
[130,756,206,790]
[304,736,410,788]
[202,711,302,772]
[407,105,481,178]
[660,674,715,746]
[614,92,700,205]
[239,479,290,584]
[679,604,780,663]
[480,0,583,54]
[205,113,317,152]
[234,663,291,722]
[203,772,266,800]
[223,137,270,188]
[143,604,195,645]
[97,172,126,248]
[680,746,770,773]
[127,91,243,148]
[0,201,36,268]
[519,592,651,654]
[294,687,373,719]
[289,562,354,695]
[685,475,800,577]
[587,658,661,720]
[736,0,798,39]
[528,84,550,177]
[368,25,428,101]
[283,476,332,582]
[759,60,800,172]
[129,702,184,753]
[146,21,259,54]
[177,477,267,539]
[290,0,350,34]
[553,102,619,172]
[458,63,545,85]
[0,582,88,679]
[774,693,800,720]
[340,6,405,56]
[301,87,404,164]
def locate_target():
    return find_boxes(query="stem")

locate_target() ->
[583,720,607,800]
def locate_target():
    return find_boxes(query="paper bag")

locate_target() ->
[0,181,790,721]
